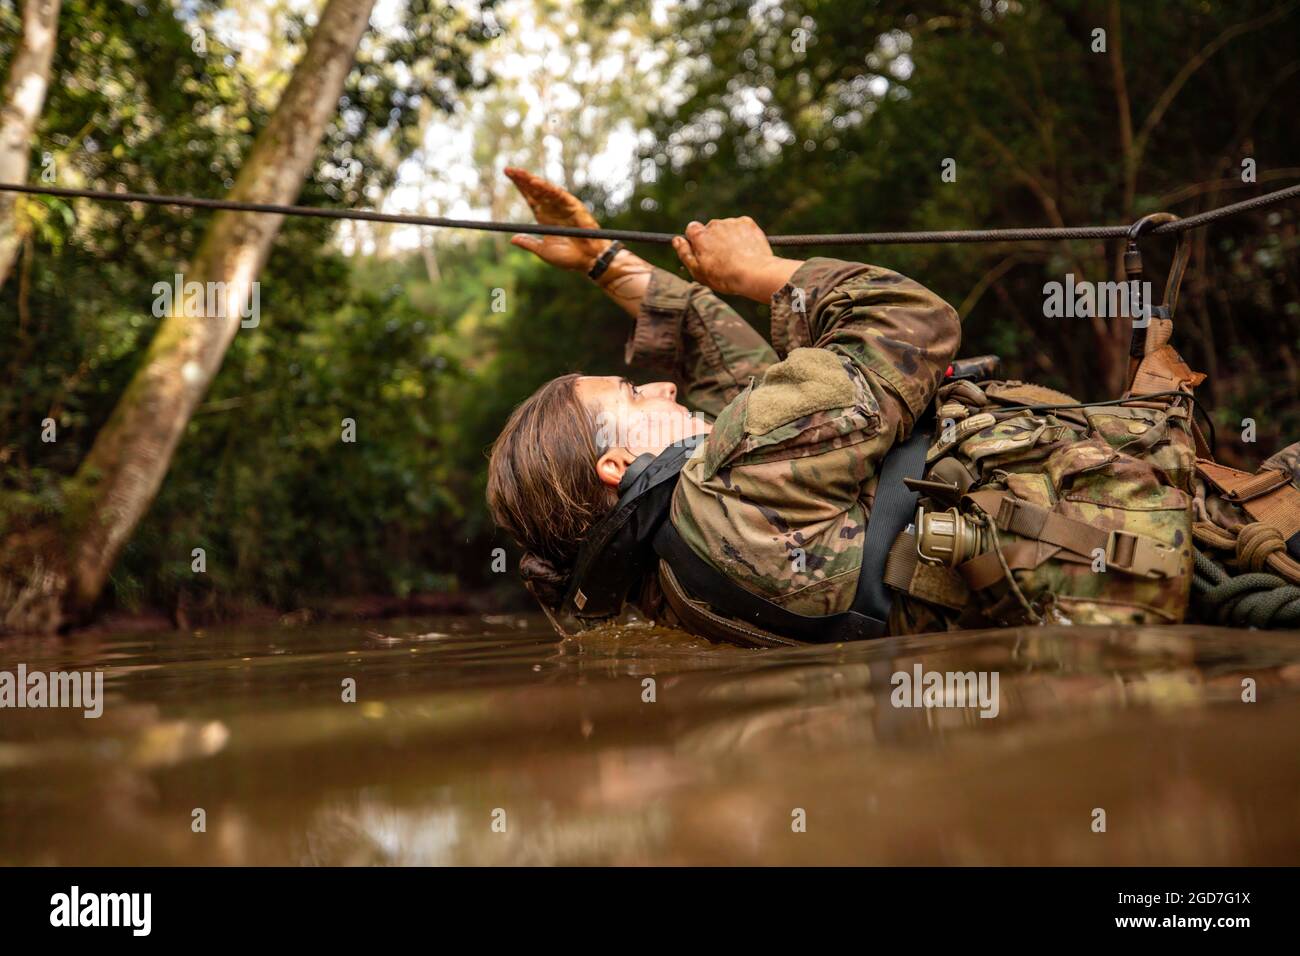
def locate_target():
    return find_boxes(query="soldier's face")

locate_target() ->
[575,375,712,487]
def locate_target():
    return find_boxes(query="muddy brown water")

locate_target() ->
[1,616,1299,865]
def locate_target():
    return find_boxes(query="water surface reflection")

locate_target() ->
[2,618,1298,864]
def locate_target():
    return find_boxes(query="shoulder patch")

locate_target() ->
[701,385,751,478]
[743,347,856,436]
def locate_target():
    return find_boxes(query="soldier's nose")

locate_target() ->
[647,382,677,401]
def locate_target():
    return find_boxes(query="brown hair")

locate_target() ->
[486,373,618,606]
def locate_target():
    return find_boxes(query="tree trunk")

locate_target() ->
[420,236,441,283]
[1,0,376,634]
[0,0,61,290]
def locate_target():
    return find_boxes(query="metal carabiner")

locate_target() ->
[1124,211,1179,304]
[1123,212,1187,391]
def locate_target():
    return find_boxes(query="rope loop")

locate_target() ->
[1192,548,1300,629]
[1237,522,1287,572]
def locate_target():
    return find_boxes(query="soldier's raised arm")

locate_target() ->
[674,216,961,440]
[776,258,961,438]
[505,168,776,418]
[665,219,963,615]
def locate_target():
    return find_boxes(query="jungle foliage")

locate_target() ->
[2,0,1297,619]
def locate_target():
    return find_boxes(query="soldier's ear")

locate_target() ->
[595,448,636,488]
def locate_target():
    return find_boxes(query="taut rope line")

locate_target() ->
[1,181,1298,247]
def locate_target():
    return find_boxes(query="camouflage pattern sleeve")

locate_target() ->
[771,257,962,435]
[626,267,777,418]
[670,262,962,616]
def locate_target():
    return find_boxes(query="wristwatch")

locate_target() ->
[587,241,625,280]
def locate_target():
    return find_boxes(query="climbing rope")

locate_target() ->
[1192,549,1300,629]
[1193,519,1300,583]
[1,180,1298,246]
[7,176,1300,632]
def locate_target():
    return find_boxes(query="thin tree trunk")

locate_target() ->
[420,237,441,283]
[1,0,376,634]
[0,0,61,289]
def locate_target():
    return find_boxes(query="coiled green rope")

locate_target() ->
[1192,549,1300,629]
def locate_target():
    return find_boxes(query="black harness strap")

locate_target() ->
[852,412,933,625]
[653,414,933,643]
[655,521,865,642]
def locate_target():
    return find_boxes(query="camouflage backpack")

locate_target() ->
[888,370,1199,629]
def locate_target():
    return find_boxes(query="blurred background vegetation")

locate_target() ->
[2,0,1298,622]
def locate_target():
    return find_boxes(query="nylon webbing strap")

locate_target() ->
[655,558,797,648]
[653,521,871,643]
[1197,460,1300,561]
[882,534,919,592]
[1220,469,1293,500]
[852,414,934,625]
[996,496,1109,556]
[966,489,1182,578]
[886,531,970,610]
[959,542,1044,590]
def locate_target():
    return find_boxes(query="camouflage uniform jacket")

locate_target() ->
[626,258,961,623]
[625,260,1300,637]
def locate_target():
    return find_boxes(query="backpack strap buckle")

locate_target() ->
[1106,529,1181,579]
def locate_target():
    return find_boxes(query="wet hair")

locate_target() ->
[486,373,618,607]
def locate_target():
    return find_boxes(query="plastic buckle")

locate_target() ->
[995,496,1021,531]
[1106,530,1180,578]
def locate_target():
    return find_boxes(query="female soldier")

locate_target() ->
[488,170,1300,642]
